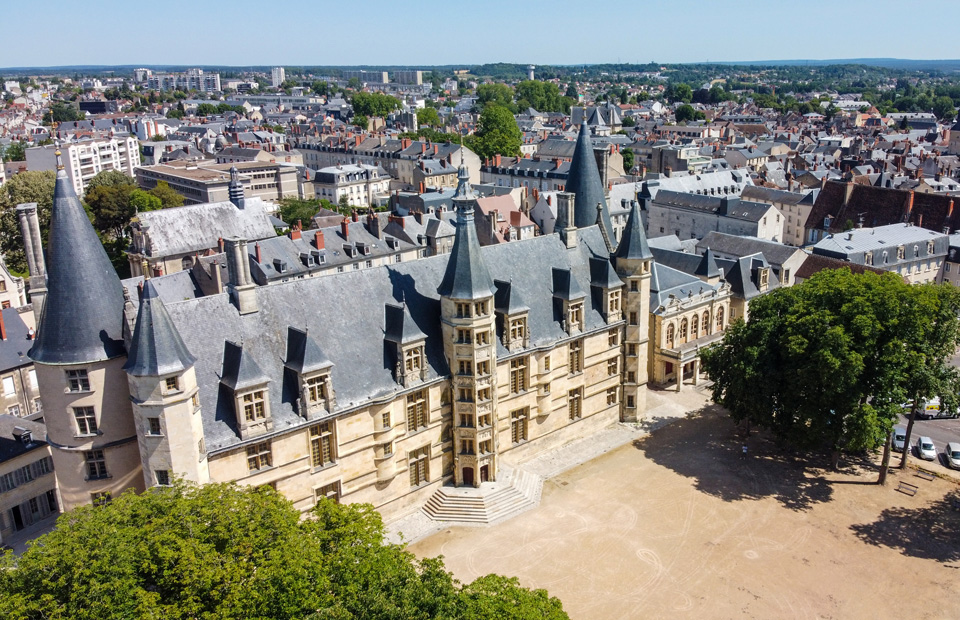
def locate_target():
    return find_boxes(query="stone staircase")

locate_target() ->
[421,464,543,526]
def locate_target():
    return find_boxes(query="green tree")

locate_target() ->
[350,92,401,118]
[932,95,957,121]
[85,184,137,239]
[665,83,693,103]
[621,116,636,127]
[148,181,184,209]
[311,80,329,96]
[352,114,369,130]
[0,170,56,274]
[129,188,162,213]
[514,80,573,113]
[417,106,442,127]
[674,104,704,123]
[701,269,960,470]
[622,147,635,172]
[86,170,136,191]
[195,102,219,117]
[2,141,25,162]
[564,83,578,99]
[475,83,516,112]
[472,104,522,159]
[278,197,329,226]
[42,102,84,124]
[458,574,568,620]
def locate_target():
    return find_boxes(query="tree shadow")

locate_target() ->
[632,404,874,512]
[850,490,960,563]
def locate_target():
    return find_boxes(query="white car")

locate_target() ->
[916,436,937,461]
[892,426,907,452]
[945,442,960,470]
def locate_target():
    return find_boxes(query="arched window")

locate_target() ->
[679,319,688,343]
[716,307,725,330]
[666,323,675,348]
[690,315,699,339]
[701,311,710,333]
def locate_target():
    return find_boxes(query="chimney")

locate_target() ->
[421,143,426,154]
[948,199,954,220]
[351,209,359,222]
[314,229,325,249]
[917,213,923,228]
[433,144,439,155]
[224,237,257,314]
[0,309,6,341]
[218,237,225,253]
[843,180,855,206]
[414,210,424,224]
[341,219,350,240]
[289,220,302,240]
[906,190,915,218]
[367,212,382,238]
[418,181,425,194]
[255,242,262,263]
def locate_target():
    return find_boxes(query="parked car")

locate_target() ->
[914,397,959,420]
[945,442,960,470]
[917,436,937,461]
[892,426,907,452]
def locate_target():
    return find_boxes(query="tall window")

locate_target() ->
[608,329,620,347]
[509,357,528,393]
[477,360,490,375]
[716,307,725,330]
[569,339,583,374]
[511,408,529,443]
[85,450,108,479]
[569,302,583,331]
[477,387,491,402]
[67,369,90,392]
[629,311,638,325]
[243,391,266,422]
[246,441,272,471]
[155,470,171,486]
[479,439,493,454]
[147,417,162,436]
[409,445,429,486]
[608,357,619,376]
[316,481,341,504]
[609,290,621,314]
[606,387,618,406]
[474,300,489,316]
[666,324,675,348]
[458,360,473,375]
[475,330,490,346]
[691,315,699,339]
[404,348,422,373]
[510,318,526,342]
[701,311,710,333]
[455,302,471,318]
[306,376,327,404]
[406,390,428,431]
[74,407,98,435]
[568,388,583,420]
[310,422,336,467]
[679,319,688,343]
[456,328,471,343]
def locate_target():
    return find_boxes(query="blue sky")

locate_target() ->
[4,0,958,68]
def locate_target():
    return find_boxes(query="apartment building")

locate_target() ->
[25,137,140,196]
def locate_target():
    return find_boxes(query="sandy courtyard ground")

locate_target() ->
[410,404,960,620]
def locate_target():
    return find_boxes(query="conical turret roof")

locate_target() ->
[614,200,652,260]
[124,280,197,376]
[566,121,613,233]
[437,158,495,300]
[30,166,126,364]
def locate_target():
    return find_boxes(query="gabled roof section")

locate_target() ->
[566,122,613,233]
[384,303,426,345]
[30,168,126,364]
[694,248,722,278]
[284,327,332,375]
[220,340,269,391]
[124,280,197,376]
[437,159,495,300]
[615,200,652,260]
[589,256,623,289]
[494,279,529,314]
[552,267,586,301]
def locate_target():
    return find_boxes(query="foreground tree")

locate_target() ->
[0,482,568,620]
[0,170,56,274]
[702,269,960,471]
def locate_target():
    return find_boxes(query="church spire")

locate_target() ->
[614,200,652,260]
[124,280,197,376]
[437,151,494,300]
[29,165,126,364]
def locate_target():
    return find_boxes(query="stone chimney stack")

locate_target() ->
[224,237,258,314]
[17,202,48,320]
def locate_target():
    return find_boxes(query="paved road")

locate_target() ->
[896,413,960,468]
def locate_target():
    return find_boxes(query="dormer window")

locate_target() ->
[243,391,267,422]
[927,241,935,255]
[864,252,873,266]
[509,317,526,343]
[759,268,769,290]
[305,375,328,405]
[405,348,423,374]
[608,290,622,316]
[897,246,905,260]
[568,302,584,333]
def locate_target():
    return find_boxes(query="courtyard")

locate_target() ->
[410,402,960,620]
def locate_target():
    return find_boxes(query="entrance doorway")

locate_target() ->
[480,465,489,483]
[462,467,474,486]
[11,506,24,531]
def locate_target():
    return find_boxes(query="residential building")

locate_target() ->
[0,257,27,309]
[811,223,948,284]
[0,417,58,545]
[341,70,388,84]
[312,163,389,207]
[25,137,140,196]
[740,185,817,247]
[641,190,784,243]
[0,308,42,420]
[136,160,301,205]
[271,67,286,89]
[147,69,221,93]
[696,231,807,287]
[394,70,423,85]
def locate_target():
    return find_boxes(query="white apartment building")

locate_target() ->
[25,137,140,196]
[313,164,389,208]
[271,67,286,89]
[147,69,221,93]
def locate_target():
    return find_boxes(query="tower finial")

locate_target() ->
[55,139,64,171]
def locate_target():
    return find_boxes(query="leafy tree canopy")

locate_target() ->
[351,92,400,118]
[0,170,56,274]
[472,104,522,159]
[86,169,136,191]
[416,106,442,127]
[148,181,185,210]
[1,141,26,162]
[475,83,516,113]
[702,269,960,468]
[674,104,705,123]
[514,80,573,114]
[42,102,84,125]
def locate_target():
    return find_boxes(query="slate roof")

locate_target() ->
[135,198,277,258]
[717,254,780,301]
[0,415,46,463]
[124,280,197,377]
[566,122,613,234]
[284,328,332,375]
[794,253,890,280]
[740,185,810,206]
[653,191,772,222]
[649,262,726,314]
[159,226,616,452]
[696,232,805,267]
[614,200,653,260]
[0,308,34,373]
[437,165,496,301]
[384,303,427,345]
[807,180,960,234]
[694,248,721,278]
[30,168,126,364]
